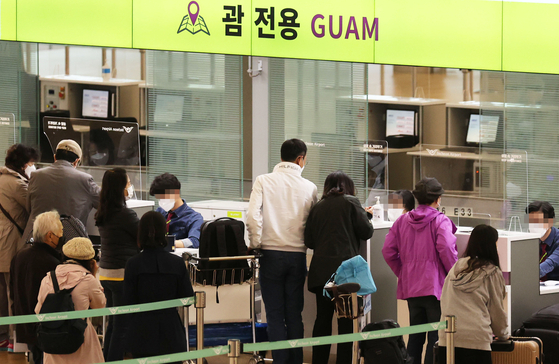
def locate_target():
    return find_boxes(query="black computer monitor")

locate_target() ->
[385,109,418,148]
[466,114,500,145]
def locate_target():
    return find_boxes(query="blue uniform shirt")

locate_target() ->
[540,226,559,280]
[156,199,204,248]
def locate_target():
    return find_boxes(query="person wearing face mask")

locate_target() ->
[21,139,101,246]
[10,211,63,364]
[382,177,458,364]
[0,143,39,350]
[526,201,559,281]
[246,139,318,364]
[149,173,204,249]
[387,189,415,222]
[94,168,139,361]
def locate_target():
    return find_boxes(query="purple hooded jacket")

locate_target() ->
[382,205,458,300]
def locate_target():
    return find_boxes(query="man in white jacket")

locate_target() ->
[247,139,318,364]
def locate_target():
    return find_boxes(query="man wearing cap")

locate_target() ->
[21,139,101,243]
[382,177,458,364]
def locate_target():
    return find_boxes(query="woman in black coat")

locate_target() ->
[304,171,374,364]
[123,211,194,361]
[95,168,139,361]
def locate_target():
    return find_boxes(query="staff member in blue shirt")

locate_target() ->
[527,201,559,281]
[149,173,204,248]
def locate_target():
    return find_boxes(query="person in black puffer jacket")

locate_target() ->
[304,170,374,364]
[95,168,139,361]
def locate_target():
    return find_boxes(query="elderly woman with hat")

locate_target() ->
[382,177,458,364]
[35,237,106,364]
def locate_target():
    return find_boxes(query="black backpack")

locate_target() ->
[197,218,252,286]
[360,320,411,364]
[514,303,559,364]
[36,271,88,354]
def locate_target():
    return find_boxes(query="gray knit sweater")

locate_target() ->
[438,257,509,351]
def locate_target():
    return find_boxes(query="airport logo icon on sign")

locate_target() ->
[178,1,210,35]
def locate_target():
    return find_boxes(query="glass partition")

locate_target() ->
[0,113,18,154]
[413,143,528,229]
[268,59,369,202]
[42,116,142,196]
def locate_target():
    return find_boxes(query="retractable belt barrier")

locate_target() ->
[96,321,449,364]
[1,295,453,364]
[0,296,196,325]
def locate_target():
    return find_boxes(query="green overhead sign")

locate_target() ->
[1,0,559,74]
[0,0,17,40]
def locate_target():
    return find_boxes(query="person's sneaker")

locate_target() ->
[0,339,9,351]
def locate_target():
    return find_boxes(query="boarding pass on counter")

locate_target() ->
[174,247,199,258]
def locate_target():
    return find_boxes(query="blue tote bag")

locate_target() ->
[324,255,377,298]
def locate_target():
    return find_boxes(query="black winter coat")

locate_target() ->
[9,242,61,344]
[304,194,374,293]
[97,207,139,269]
[123,247,194,357]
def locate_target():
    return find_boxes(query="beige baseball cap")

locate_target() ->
[56,139,82,159]
[63,237,95,260]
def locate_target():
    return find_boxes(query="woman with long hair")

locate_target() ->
[94,168,139,361]
[123,211,194,361]
[438,224,509,364]
[304,171,374,364]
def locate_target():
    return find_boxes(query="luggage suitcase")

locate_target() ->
[360,320,411,364]
[491,337,543,364]
[197,217,252,286]
[515,303,559,363]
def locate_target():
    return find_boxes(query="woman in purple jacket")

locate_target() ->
[382,178,458,364]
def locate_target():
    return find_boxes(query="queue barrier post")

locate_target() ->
[351,292,359,364]
[184,305,190,352]
[228,339,241,364]
[445,315,456,364]
[195,291,206,364]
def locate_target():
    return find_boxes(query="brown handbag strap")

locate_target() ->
[0,202,24,235]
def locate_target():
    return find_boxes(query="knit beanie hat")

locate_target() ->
[62,237,95,260]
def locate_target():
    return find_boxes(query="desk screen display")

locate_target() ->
[466,114,499,144]
[82,89,109,118]
[386,109,415,137]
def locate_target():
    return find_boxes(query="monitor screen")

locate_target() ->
[82,89,109,118]
[386,109,416,137]
[466,114,499,144]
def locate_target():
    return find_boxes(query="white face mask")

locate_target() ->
[25,164,36,178]
[90,152,109,166]
[387,208,405,222]
[125,184,135,201]
[158,198,175,212]
[529,223,549,238]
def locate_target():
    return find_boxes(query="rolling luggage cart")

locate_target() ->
[184,252,266,363]
[325,282,363,364]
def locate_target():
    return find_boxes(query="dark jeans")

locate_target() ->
[407,296,441,364]
[312,292,353,364]
[438,346,492,364]
[102,280,127,361]
[259,250,307,364]
[28,344,43,364]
